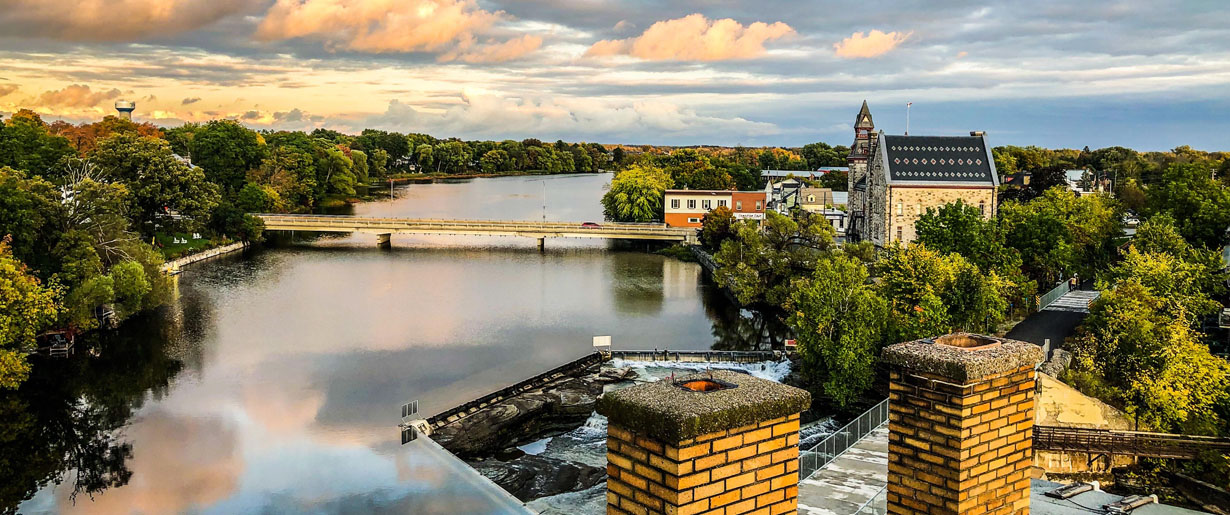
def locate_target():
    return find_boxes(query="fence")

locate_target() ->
[799,398,890,480]
[1038,279,1071,311]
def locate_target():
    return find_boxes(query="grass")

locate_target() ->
[153,232,228,260]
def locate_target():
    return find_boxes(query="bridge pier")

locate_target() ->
[536,237,545,251]
[376,233,391,248]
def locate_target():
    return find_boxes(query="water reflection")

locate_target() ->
[10,174,782,513]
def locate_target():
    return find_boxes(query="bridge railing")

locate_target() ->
[255,214,689,234]
[1038,279,1071,310]
[1034,425,1230,459]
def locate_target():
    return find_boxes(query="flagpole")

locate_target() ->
[905,102,912,135]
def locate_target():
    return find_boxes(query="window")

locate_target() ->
[755,201,762,210]
[702,200,711,210]
[808,195,815,203]
[896,226,903,241]
[916,204,922,216]
[979,201,986,216]
[671,198,679,209]
[718,199,727,208]
[736,201,743,210]
[687,199,696,209]
[896,202,903,215]
[688,217,701,224]
[839,218,845,229]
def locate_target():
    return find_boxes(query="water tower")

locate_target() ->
[114,100,136,120]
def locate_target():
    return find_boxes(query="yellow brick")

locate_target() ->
[666,499,710,515]
[713,434,745,452]
[727,444,757,462]
[742,481,771,499]
[769,472,797,491]
[651,453,693,476]
[608,452,634,471]
[726,471,756,490]
[712,462,742,480]
[668,442,713,461]
[710,489,742,509]
[742,427,773,444]
[757,437,786,454]
[668,470,711,490]
[757,488,786,508]
[771,420,799,437]
[726,498,757,514]
[693,481,725,501]
[695,451,728,471]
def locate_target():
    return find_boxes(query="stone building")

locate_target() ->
[846,102,999,246]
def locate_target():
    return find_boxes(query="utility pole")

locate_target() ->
[542,180,547,222]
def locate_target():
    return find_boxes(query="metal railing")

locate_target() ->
[799,398,890,480]
[255,214,693,236]
[1038,279,1071,310]
[1034,425,1230,459]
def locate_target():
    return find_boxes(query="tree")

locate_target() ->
[480,149,510,173]
[788,255,888,407]
[208,202,264,242]
[368,148,389,178]
[1069,281,1230,432]
[435,140,470,174]
[999,188,1122,284]
[700,206,736,251]
[1143,163,1230,249]
[0,111,74,178]
[915,200,1021,276]
[91,133,220,235]
[416,144,433,171]
[714,211,835,308]
[601,164,673,223]
[0,239,59,389]
[818,169,848,191]
[350,149,369,184]
[315,146,355,196]
[188,120,265,192]
[877,243,1009,339]
[251,145,316,211]
[235,183,279,213]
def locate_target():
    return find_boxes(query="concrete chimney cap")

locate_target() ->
[596,369,810,443]
[881,332,1043,383]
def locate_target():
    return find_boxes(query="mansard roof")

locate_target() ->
[855,100,874,129]
[878,133,998,187]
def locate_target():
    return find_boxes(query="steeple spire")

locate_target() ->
[854,100,874,129]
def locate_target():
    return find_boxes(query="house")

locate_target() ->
[799,187,848,234]
[846,101,998,246]
[764,178,804,214]
[1064,168,1113,197]
[664,190,766,228]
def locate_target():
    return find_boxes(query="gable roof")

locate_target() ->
[879,133,998,187]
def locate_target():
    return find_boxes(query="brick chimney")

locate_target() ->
[596,370,810,515]
[881,333,1043,515]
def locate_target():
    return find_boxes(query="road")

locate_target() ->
[1005,290,1099,350]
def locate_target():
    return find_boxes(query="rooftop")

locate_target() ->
[881,134,997,186]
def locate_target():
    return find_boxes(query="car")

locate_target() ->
[580,222,602,228]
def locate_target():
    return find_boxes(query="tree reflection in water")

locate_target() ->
[700,274,792,351]
[0,309,184,513]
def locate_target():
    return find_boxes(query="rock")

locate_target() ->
[432,376,604,458]
[1038,349,1073,377]
[595,367,638,383]
[469,454,606,501]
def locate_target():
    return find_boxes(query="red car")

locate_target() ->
[580,222,602,228]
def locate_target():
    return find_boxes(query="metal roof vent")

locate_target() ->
[1105,494,1159,513]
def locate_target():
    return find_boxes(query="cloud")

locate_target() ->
[0,0,250,41]
[346,93,781,143]
[0,85,18,97]
[34,84,122,108]
[584,14,794,61]
[182,97,202,105]
[254,0,539,61]
[240,110,262,120]
[448,35,543,63]
[833,30,911,58]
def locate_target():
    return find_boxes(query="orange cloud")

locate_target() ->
[0,85,17,97]
[450,35,543,63]
[1,0,248,41]
[256,0,537,61]
[34,84,122,108]
[833,30,911,58]
[585,14,794,61]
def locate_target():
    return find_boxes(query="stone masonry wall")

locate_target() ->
[887,365,1036,515]
[606,414,801,515]
[885,187,996,244]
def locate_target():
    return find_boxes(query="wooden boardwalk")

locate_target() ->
[1034,425,1230,459]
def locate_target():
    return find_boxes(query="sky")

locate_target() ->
[0,0,1228,150]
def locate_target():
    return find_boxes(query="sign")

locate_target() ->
[593,335,612,349]
[734,213,765,220]
[784,339,797,348]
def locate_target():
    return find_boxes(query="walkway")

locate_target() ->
[1005,289,1100,349]
[256,214,697,244]
[797,426,889,515]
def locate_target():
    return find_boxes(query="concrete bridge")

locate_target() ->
[255,214,698,248]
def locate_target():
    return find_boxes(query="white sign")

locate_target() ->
[593,335,611,348]
[734,213,765,220]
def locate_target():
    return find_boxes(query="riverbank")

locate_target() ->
[159,241,249,273]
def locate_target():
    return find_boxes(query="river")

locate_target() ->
[5,173,785,514]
